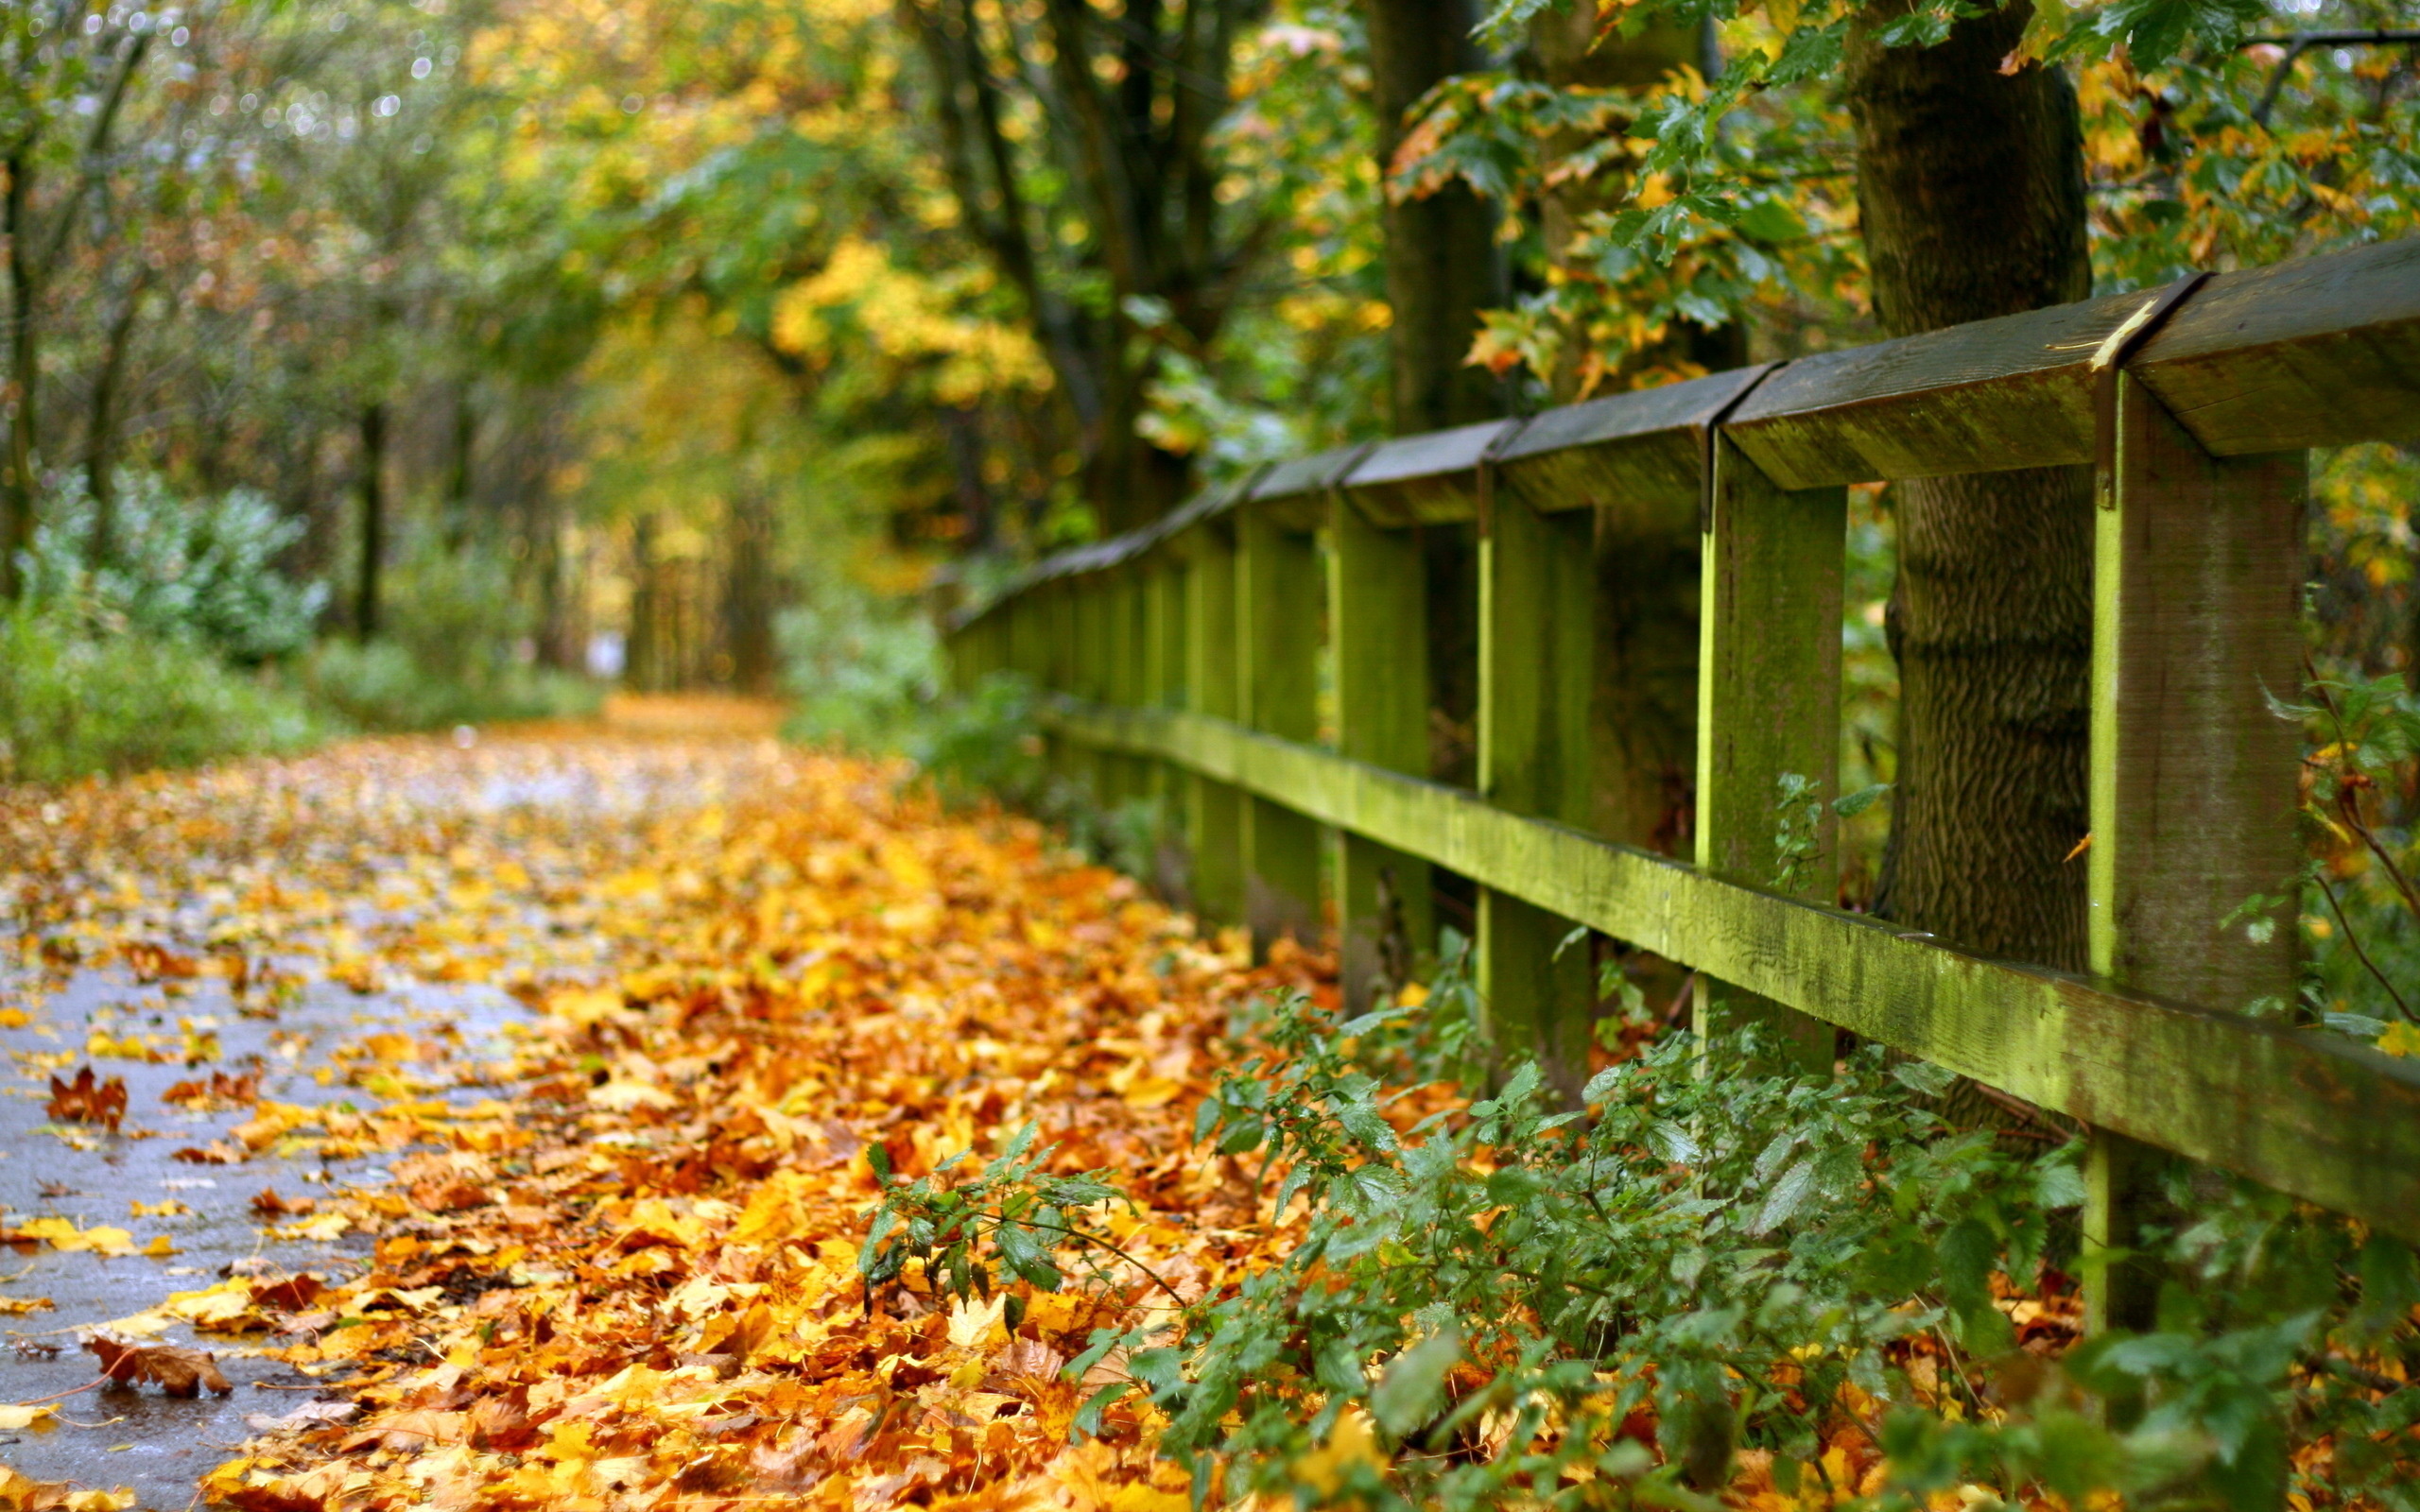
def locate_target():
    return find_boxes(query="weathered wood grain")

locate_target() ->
[1236,509,1324,952]
[2083,377,2309,1334]
[1340,421,1514,528]
[1694,438,1843,1073]
[1332,488,1434,1012]
[1044,699,2420,1245]
[2135,236,2420,457]
[1478,490,1598,1098]
[1496,366,1769,530]
[1185,526,1244,925]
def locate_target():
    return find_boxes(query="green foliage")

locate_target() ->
[859,1123,1175,1315]
[780,595,944,754]
[300,532,601,732]
[867,987,2420,1508]
[0,604,324,784]
[23,472,327,663]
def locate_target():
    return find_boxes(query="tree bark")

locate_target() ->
[3,149,36,597]
[85,266,149,564]
[1365,0,1501,436]
[356,403,388,642]
[1847,0,2093,969]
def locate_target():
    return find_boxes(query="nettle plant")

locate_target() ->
[865,995,2420,1510]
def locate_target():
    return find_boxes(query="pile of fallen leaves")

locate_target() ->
[8,726,1323,1511]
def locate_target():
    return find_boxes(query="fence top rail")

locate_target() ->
[952,235,2420,627]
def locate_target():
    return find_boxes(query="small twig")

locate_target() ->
[1663,972,1698,1031]
[9,1374,106,1408]
[1966,1082,2082,1143]
[2316,872,2414,1023]
[1009,1216,1190,1309]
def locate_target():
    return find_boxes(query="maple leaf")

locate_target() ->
[45,1066,128,1131]
[86,1335,233,1397]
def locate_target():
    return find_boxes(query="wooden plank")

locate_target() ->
[1694,436,1843,1074]
[1251,443,1368,532]
[1726,238,2420,490]
[1236,507,1324,951]
[2135,235,2420,457]
[2083,375,2308,1335]
[1339,421,1512,528]
[1724,290,2149,490]
[1495,366,1769,530]
[1185,525,1244,925]
[1478,487,1597,1099]
[1043,698,2420,1246]
[1330,488,1433,1012]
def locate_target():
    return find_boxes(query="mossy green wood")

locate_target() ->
[1329,490,1434,1013]
[1146,562,1188,878]
[1185,525,1245,926]
[1478,488,1597,1100]
[1694,437,1842,1074]
[1106,569,1151,806]
[1236,507,1324,952]
[1041,699,2420,1245]
[2083,376,2309,1336]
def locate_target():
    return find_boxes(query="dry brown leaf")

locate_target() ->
[86,1335,233,1397]
[44,1066,127,1131]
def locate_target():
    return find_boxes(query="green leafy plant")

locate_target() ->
[865,981,2420,1510]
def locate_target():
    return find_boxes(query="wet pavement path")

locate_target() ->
[0,707,790,1507]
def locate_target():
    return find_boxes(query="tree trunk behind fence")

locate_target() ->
[1848,0,2094,971]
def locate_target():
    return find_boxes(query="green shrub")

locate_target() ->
[295,529,600,731]
[25,472,326,662]
[301,638,598,732]
[780,594,943,751]
[0,606,324,783]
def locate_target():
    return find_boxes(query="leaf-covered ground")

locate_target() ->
[0,705,1326,1511]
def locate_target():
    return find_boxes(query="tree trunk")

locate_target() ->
[1365,0,1501,436]
[628,513,659,692]
[3,149,37,597]
[1849,1,2093,971]
[444,386,476,552]
[86,267,149,566]
[356,403,388,642]
[725,490,776,696]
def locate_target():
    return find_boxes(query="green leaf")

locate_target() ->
[1372,1330,1461,1437]
[1750,1158,1818,1236]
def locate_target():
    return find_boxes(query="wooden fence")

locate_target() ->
[943,236,2420,1320]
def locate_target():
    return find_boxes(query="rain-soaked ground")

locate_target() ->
[0,966,525,1504]
[0,701,787,1506]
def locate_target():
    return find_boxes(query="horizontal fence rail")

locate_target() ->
[942,236,2420,1263]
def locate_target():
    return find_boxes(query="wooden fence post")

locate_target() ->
[1331,490,1433,1013]
[1693,434,1843,1074]
[1145,557,1189,900]
[1236,505,1323,954]
[1186,523,1246,927]
[1478,476,1597,1100]
[2083,373,2307,1340]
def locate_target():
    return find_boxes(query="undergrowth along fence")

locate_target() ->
[942,236,2420,1328]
